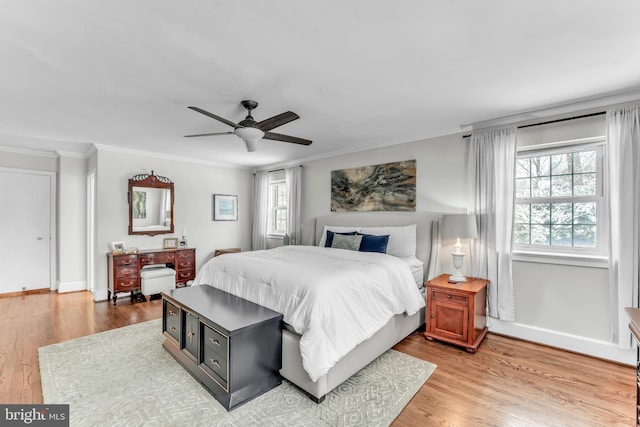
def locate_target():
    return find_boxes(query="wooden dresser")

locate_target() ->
[107,248,196,305]
[424,274,489,353]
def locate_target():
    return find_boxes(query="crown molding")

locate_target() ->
[0,144,59,158]
[461,88,640,131]
[91,143,252,171]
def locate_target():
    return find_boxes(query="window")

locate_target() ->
[513,141,606,257]
[268,180,287,235]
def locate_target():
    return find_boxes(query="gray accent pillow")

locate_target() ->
[331,234,363,251]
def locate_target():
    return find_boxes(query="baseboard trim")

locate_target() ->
[489,318,635,366]
[93,289,109,302]
[58,281,87,293]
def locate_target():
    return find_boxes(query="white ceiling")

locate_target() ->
[1,0,640,169]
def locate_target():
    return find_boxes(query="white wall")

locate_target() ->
[92,148,252,301]
[300,115,633,364]
[57,154,87,292]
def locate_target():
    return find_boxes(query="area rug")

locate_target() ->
[39,319,436,427]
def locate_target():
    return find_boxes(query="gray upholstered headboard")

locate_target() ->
[313,212,441,277]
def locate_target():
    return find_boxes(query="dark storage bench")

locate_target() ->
[162,285,282,411]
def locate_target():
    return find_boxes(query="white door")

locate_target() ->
[0,169,52,293]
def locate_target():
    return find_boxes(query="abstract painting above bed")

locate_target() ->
[330,160,416,212]
[192,245,424,382]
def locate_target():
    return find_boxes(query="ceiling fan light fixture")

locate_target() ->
[235,126,264,141]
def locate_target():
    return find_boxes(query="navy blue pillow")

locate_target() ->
[325,230,357,247]
[358,233,390,253]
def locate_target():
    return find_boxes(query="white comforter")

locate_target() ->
[192,245,425,382]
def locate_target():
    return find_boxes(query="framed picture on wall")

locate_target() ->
[213,194,238,221]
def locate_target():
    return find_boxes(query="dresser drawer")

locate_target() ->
[114,254,137,267]
[177,270,195,282]
[115,265,138,278]
[114,277,138,292]
[431,289,468,306]
[177,250,195,261]
[140,252,175,266]
[201,345,228,388]
[177,259,194,270]
[203,324,228,358]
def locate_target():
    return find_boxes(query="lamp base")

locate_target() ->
[448,274,467,283]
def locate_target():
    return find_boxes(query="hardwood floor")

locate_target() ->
[0,291,635,426]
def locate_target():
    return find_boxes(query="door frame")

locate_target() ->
[0,166,57,291]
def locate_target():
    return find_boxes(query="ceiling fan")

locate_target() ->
[185,100,312,152]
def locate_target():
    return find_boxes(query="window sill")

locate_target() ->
[512,251,608,268]
[267,233,285,239]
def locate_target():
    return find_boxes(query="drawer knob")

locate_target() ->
[447,294,452,299]
[209,338,221,346]
[168,310,176,316]
[208,358,221,368]
[431,315,435,318]
[170,326,176,331]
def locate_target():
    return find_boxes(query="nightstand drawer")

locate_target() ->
[431,289,468,305]
[203,324,228,358]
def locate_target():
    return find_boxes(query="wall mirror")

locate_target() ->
[128,171,174,236]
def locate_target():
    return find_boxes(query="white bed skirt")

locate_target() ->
[280,307,426,401]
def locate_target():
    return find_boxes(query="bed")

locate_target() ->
[193,212,440,402]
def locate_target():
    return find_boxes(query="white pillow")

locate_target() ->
[358,224,417,257]
[397,256,425,288]
[318,225,361,247]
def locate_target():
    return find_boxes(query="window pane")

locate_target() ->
[516,178,531,198]
[531,156,550,177]
[551,203,572,225]
[531,203,550,225]
[275,208,287,231]
[515,204,530,224]
[573,151,596,173]
[531,224,550,245]
[516,158,531,178]
[573,173,596,196]
[551,175,572,197]
[574,225,596,247]
[531,177,550,197]
[514,223,530,245]
[551,225,572,246]
[574,202,596,224]
[551,153,571,175]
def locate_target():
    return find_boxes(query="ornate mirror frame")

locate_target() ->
[128,171,174,236]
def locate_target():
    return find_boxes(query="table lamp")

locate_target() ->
[441,214,478,283]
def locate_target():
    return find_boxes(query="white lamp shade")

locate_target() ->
[441,214,478,240]
[235,127,264,152]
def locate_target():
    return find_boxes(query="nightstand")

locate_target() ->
[424,274,489,353]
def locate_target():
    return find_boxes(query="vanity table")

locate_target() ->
[107,248,196,305]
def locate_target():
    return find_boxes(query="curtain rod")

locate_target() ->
[461,111,606,139]
[268,164,304,173]
[252,164,304,175]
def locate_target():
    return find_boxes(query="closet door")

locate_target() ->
[0,169,52,294]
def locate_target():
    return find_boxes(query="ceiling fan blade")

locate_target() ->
[263,131,312,146]
[257,111,300,132]
[184,131,234,138]
[188,106,240,129]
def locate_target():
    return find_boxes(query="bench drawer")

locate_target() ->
[201,345,228,388]
[203,324,228,358]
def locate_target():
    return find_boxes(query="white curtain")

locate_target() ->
[285,166,302,244]
[607,105,640,348]
[468,127,517,321]
[251,171,269,251]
